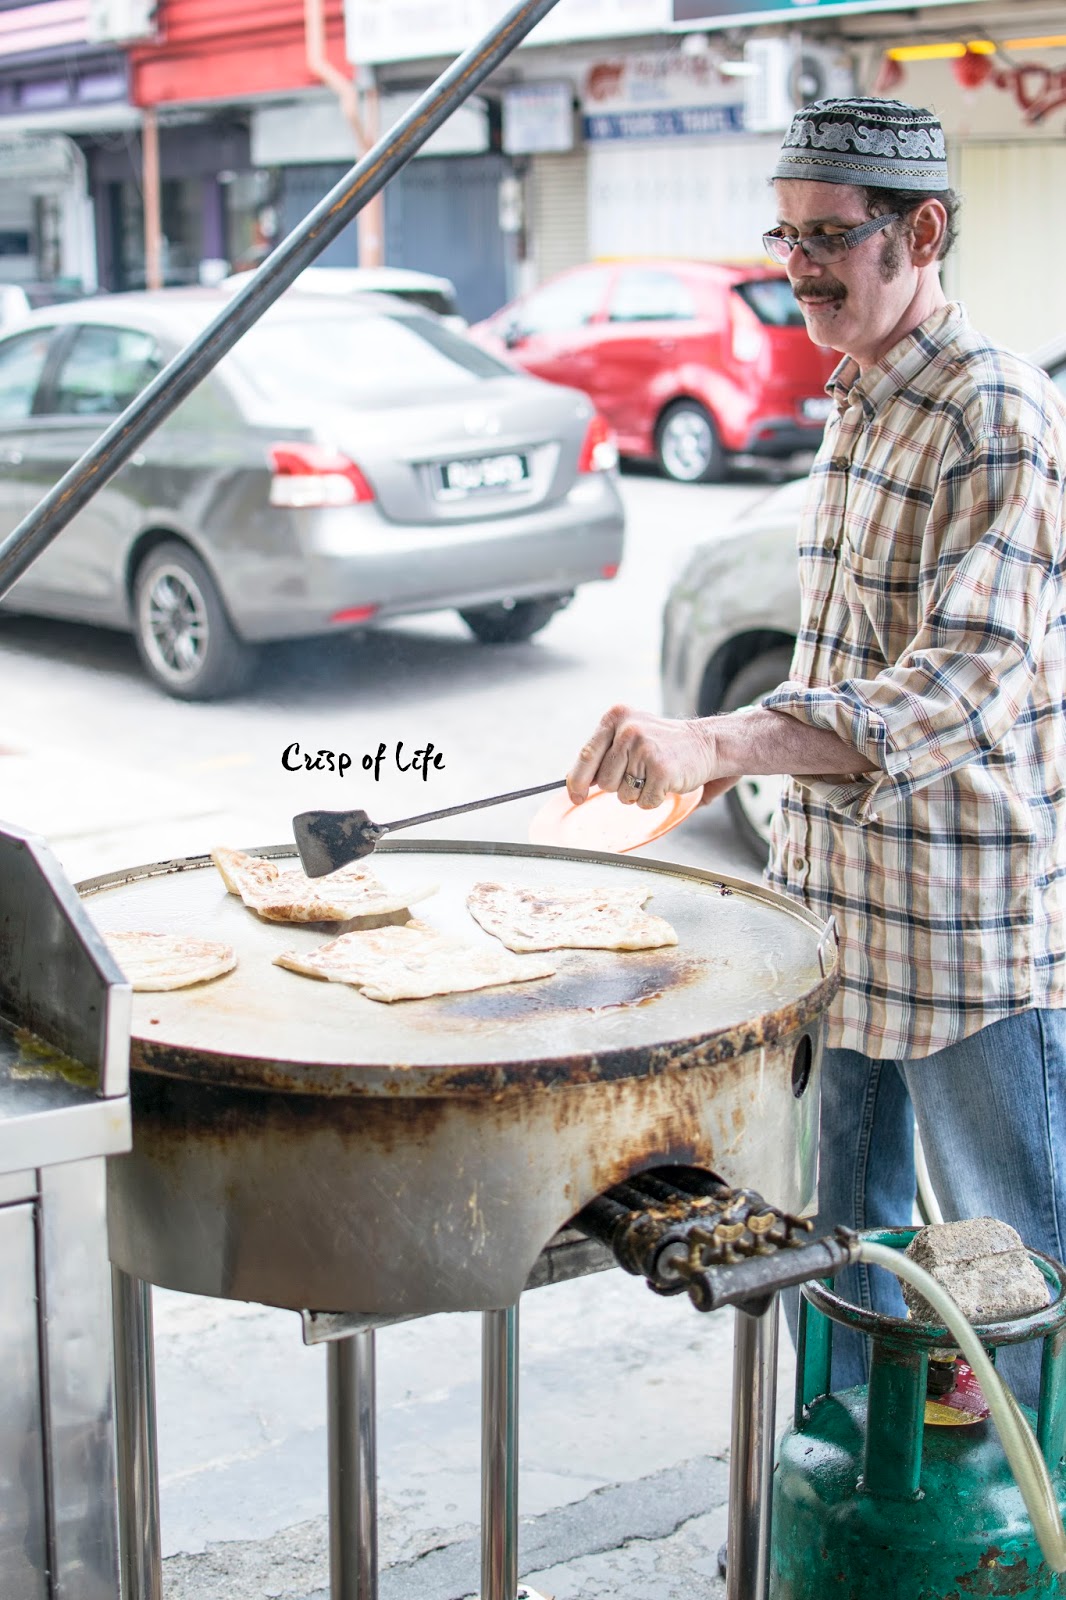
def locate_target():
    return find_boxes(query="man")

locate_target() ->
[568,97,1066,1393]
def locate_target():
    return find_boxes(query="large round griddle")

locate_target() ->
[78,840,836,1097]
[88,841,838,1314]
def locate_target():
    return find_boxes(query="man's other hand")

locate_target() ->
[567,705,720,810]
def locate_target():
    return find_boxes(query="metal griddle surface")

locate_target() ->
[77,841,834,1094]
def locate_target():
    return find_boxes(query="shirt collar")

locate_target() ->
[827,301,966,420]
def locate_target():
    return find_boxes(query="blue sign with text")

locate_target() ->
[583,104,745,140]
[673,0,974,24]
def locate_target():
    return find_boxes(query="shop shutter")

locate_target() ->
[529,150,588,282]
[954,141,1066,354]
[587,136,780,263]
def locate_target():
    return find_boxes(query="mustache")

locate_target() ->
[793,278,846,305]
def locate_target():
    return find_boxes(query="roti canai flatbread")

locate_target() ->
[466,880,678,953]
[104,930,237,992]
[274,918,556,1003]
[210,846,435,924]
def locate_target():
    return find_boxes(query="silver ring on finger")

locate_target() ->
[625,773,646,791]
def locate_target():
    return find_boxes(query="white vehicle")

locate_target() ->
[0,282,85,331]
[222,266,467,330]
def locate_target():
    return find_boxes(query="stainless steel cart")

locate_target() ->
[0,820,131,1600]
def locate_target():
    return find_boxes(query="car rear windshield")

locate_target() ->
[388,287,459,318]
[733,280,805,328]
[232,313,511,403]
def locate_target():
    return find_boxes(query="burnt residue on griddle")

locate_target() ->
[422,952,703,1029]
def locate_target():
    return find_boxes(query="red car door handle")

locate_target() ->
[657,339,676,352]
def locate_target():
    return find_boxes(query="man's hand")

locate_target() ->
[567,705,723,809]
[567,702,876,811]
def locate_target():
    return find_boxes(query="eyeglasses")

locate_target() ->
[761,213,901,266]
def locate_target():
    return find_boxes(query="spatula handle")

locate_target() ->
[381,779,566,836]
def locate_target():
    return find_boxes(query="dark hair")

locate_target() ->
[860,185,961,262]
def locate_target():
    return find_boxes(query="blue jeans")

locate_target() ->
[784,1009,1066,1407]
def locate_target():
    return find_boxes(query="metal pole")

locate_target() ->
[0,0,564,602]
[328,1329,378,1600]
[481,1305,519,1600]
[111,1267,162,1600]
[726,1300,779,1600]
[142,109,163,293]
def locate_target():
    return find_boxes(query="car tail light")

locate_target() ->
[330,604,378,625]
[269,444,375,508]
[577,414,619,474]
[729,296,766,365]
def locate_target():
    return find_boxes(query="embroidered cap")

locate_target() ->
[772,97,950,191]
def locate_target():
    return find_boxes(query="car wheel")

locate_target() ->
[459,596,569,645]
[655,401,725,484]
[720,646,794,864]
[133,540,253,700]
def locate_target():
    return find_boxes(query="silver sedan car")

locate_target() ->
[0,290,624,697]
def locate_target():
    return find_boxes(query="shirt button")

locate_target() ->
[793,854,807,873]
[822,536,835,552]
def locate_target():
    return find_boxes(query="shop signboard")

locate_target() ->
[346,0,672,66]
[503,82,574,153]
[580,51,743,141]
[672,0,977,26]
[0,133,79,183]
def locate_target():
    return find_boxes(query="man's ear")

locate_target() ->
[909,199,948,265]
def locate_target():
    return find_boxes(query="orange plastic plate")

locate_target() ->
[528,784,703,854]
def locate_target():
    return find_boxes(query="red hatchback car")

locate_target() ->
[473,259,837,483]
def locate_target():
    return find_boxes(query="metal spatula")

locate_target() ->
[292,779,566,877]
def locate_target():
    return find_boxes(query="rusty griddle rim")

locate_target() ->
[76,839,839,1099]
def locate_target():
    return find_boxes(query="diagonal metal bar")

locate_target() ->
[0,0,563,602]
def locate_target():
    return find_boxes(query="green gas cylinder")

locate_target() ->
[771,1229,1066,1600]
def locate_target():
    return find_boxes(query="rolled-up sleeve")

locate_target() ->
[762,430,1066,823]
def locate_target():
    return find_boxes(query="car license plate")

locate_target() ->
[437,453,529,497]
[800,397,833,422]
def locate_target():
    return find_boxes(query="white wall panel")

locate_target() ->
[955,142,1066,355]
[587,136,779,262]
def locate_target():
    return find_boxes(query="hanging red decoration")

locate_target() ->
[952,46,994,91]
[873,53,906,95]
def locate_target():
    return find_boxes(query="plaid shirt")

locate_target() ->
[764,301,1066,1059]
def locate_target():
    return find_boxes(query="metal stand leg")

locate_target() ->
[328,1329,378,1600]
[481,1305,519,1600]
[726,1300,779,1600]
[111,1267,163,1600]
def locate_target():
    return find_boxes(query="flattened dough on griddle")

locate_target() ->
[466,880,678,953]
[104,930,237,992]
[274,918,556,1002]
[210,846,435,924]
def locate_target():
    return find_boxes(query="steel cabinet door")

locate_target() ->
[0,1200,48,1600]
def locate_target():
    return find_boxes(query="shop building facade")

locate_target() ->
[0,0,138,292]
[343,0,1066,351]
[0,0,1061,350]
[121,0,358,290]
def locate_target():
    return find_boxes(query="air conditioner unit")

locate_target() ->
[742,37,856,134]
